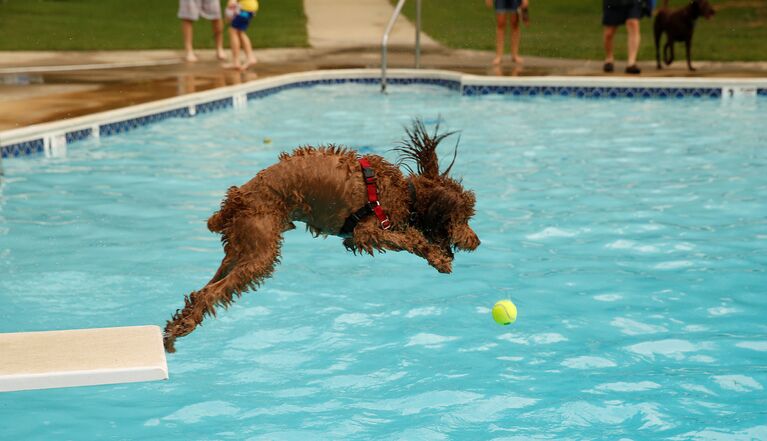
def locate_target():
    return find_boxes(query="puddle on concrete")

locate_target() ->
[0,65,275,129]
[1,74,45,86]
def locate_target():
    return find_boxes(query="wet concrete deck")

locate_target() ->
[1,48,765,131]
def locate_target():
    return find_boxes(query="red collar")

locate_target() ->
[359,158,392,230]
[339,158,392,235]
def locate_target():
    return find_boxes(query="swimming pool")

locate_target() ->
[1,83,766,439]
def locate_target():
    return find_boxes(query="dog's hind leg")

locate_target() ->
[685,39,695,71]
[206,250,235,285]
[663,40,674,66]
[163,214,285,352]
[207,186,246,233]
[654,25,663,69]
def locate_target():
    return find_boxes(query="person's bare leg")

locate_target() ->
[493,13,507,65]
[603,26,617,64]
[510,13,523,63]
[240,32,257,70]
[626,18,640,66]
[182,20,198,62]
[212,18,227,60]
[226,27,242,69]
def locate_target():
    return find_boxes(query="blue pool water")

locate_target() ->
[1,84,766,440]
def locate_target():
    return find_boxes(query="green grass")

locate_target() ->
[0,0,307,50]
[396,0,767,61]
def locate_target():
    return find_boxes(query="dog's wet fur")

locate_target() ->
[163,120,480,352]
[654,0,716,71]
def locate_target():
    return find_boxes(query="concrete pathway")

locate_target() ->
[304,0,439,49]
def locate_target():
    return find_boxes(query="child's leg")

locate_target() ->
[228,27,242,68]
[240,32,257,68]
[510,12,523,63]
[493,12,507,65]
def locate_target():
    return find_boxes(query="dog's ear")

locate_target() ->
[394,119,459,179]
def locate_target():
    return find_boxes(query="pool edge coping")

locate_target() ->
[2,68,766,159]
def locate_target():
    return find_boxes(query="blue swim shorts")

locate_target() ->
[231,10,254,31]
[495,0,522,12]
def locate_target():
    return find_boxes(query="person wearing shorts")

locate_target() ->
[486,0,530,66]
[178,0,227,62]
[224,0,258,71]
[602,0,643,74]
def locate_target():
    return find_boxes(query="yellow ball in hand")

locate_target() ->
[492,300,517,325]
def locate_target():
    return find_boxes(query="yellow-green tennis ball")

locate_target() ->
[492,300,517,325]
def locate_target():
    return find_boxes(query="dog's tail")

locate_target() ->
[207,186,246,233]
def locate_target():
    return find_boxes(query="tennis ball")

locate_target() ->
[263,137,272,144]
[492,300,517,325]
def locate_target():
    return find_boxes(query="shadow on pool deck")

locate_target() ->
[1,47,765,131]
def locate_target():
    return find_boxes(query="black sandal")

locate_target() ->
[603,62,614,73]
[625,65,641,74]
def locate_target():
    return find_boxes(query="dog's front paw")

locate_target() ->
[430,257,453,274]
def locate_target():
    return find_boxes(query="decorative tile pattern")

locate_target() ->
[195,98,233,114]
[389,77,461,90]
[65,128,92,144]
[1,139,44,158]
[99,107,190,137]
[461,85,721,99]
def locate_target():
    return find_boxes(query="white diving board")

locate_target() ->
[0,325,168,392]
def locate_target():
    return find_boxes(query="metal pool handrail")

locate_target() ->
[381,0,422,93]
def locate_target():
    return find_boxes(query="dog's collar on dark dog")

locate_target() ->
[340,158,392,236]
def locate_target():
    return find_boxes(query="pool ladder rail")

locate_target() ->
[381,0,422,93]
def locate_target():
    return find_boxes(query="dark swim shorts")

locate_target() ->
[495,0,522,13]
[602,0,642,26]
[231,10,254,31]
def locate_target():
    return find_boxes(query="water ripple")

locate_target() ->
[712,375,764,392]
[561,356,617,369]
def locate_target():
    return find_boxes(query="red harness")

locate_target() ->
[339,158,392,235]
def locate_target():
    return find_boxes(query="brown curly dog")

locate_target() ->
[163,120,480,352]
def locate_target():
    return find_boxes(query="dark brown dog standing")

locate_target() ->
[654,0,715,71]
[163,121,480,352]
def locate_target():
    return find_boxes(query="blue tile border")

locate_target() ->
[1,138,44,158]
[196,97,233,114]
[65,128,92,144]
[99,107,190,137]
[461,84,722,98]
[2,76,763,159]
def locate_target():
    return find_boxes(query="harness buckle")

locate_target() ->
[380,218,392,230]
